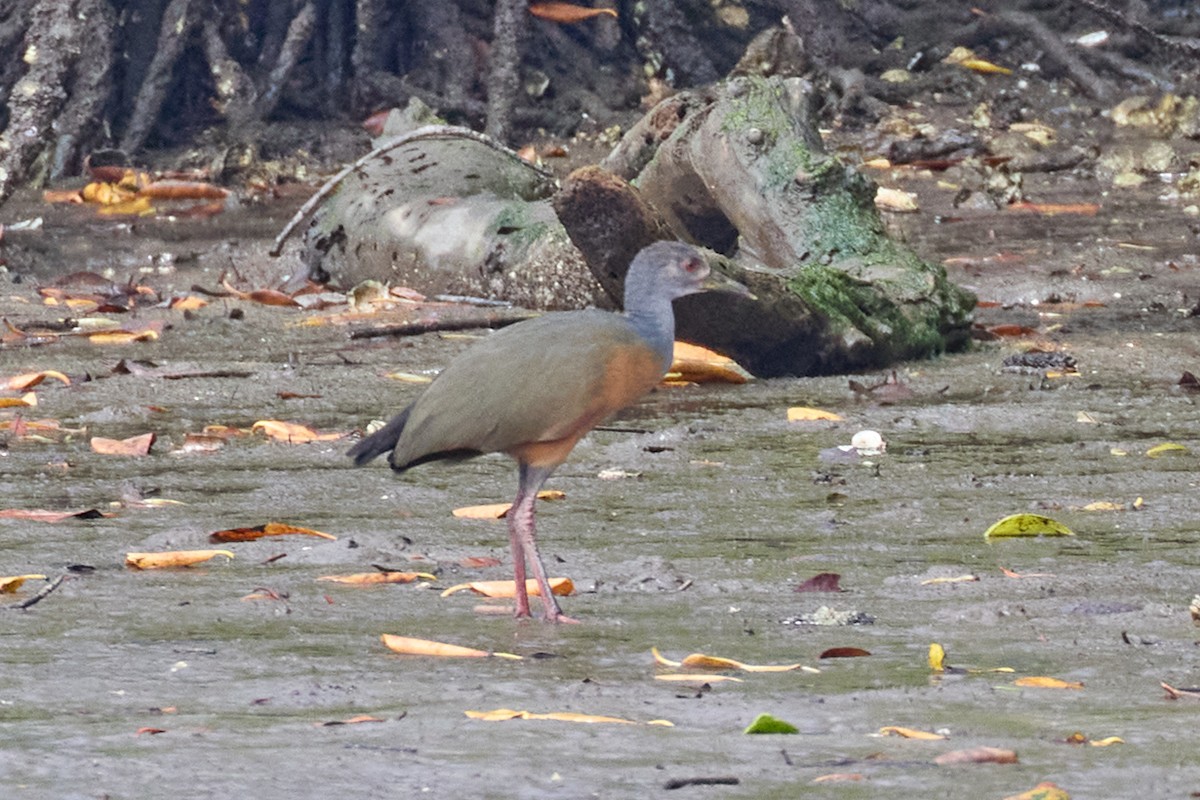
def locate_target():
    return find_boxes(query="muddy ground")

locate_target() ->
[2,109,1200,797]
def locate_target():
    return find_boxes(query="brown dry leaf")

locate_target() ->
[653,673,744,683]
[441,577,574,598]
[210,522,337,542]
[175,433,227,454]
[465,708,671,726]
[4,370,70,391]
[380,634,521,659]
[1014,676,1084,690]
[252,419,344,443]
[168,295,209,311]
[317,714,386,727]
[819,647,871,659]
[452,490,566,519]
[138,180,229,200]
[786,406,844,422]
[90,432,156,456]
[88,328,160,344]
[667,342,751,384]
[247,289,301,307]
[0,574,47,593]
[1001,781,1071,800]
[317,571,436,585]
[125,549,235,569]
[795,572,842,592]
[135,727,168,735]
[933,746,1018,765]
[0,393,37,408]
[879,725,946,740]
[0,507,108,522]
[920,574,979,585]
[527,2,617,23]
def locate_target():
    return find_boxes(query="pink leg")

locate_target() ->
[509,463,578,624]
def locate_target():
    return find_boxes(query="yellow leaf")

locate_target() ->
[984,513,1074,538]
[380,634,521,659]
[0,393,37,408]
[1089,736,1124,746]
[452,490,565,519]
[384,371,434,384]
[318,572,437,585]
[920,574,979,585]
[653,647,814,673]
[668,342,751,384]
[1078,501,1125,512]
[874,186,919,212]
[125,550,234,569]
[1014,676,1084,689]
[0,574,47,593]
[440,577,574,598]
[786,406,844,422]
[878,726,946,740]
[928,642,946,671]
[653,674,744,683]
[1146,442,1188,457]
[1002,781,1071,800]
[88,329,159,344]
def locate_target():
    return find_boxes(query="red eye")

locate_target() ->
[682,257,702,274]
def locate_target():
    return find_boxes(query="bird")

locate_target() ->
[347,241,748,622]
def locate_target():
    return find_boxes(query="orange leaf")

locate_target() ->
[452,490,566,519]
[125,549,235,569]
[528,2,617,23]
[252,419,343,443]
[168,295,209,311]
[933,746,1018,765]
[1001,782,1071,800]
[137,180,229,200]
[90,432,156,456]
[210,522,337,542]
[0,393,37,408]
[1014,676,1084,690]
[380,634,521,659]
[4,370,70,390]
[317,571,436,585]
[0,574,47,593]
[88,327,160,344]
[879,726,946,740]
[43,188,84,203]
[668,342,750,384]
[440,577,574,598]
[246,289,301,307]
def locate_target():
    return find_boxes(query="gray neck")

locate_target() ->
[624,270,676,372]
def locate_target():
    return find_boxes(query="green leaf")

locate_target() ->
[984,513,1074,539]
[1145,442,1189,458]
[743,713,799,734]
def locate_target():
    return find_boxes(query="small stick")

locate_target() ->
[6,575,67,610]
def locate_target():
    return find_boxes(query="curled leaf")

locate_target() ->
[440,577,573,598]
[3,370,70,390]
[653,674,744,683]
[879,726,946,740]
[667,342,751,384]
[786,406,843,422]
[0,574,48,593]
[527,2,618,23]
[125,550,235,569]
[318,571,436,585]
[1014,676,1084,690]
[210,522,337,542]
[380,634,521,659]
[984,514,1074,539]
[252,420,344,443]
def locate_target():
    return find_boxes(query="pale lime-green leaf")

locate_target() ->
[984,513,1074,539]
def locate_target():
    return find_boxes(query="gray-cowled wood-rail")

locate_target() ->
[348,241,749,622]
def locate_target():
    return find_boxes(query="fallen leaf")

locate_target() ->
[527,2,618,23]
[812,773,864,783]
[252,419,344,443]
[667,342,751,384]
[317,571,436,585]
[879,726,946,740]
[818,647,871,659]
[0,393,37,408]
[744,713,798,734]
[787,406,844,422]
[1145,442,1188,457]
[452,490,566,519]
[1014,676,1084,690]
[458,556,503,569]
[135,727,168,736]
[125,550,235,569]
[1008,201,1099,216]
[0,507,108,522]
[175,433,227,454]
[88,328,159,344]
[210,522,337,542]
[3,369,70,390]
[1000,566,1055,578]
[380,634,521,659]
[920,574,979,585]
[1001,781,1071,800]
[651,647,813,673]
[138,180,229,200]
[1088,736,1124,746]
[929,642,947,671]
[90,432,156,456]
[317,714,387,726]
[795,572,842,592]
[440,577,574,598]
[984,513,1074,539]
[875,186,919,212]
[0,574,47,593]
[933,746,1018,765]
[653,674,744,683]
[1161,682,1200,700]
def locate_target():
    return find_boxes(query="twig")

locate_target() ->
[1070,0,1200,57]
[6,575,67,610]
[269,124,553,257]
[348,311,537,339]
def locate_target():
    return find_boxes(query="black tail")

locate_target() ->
[347,406,412,466]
